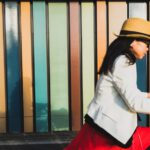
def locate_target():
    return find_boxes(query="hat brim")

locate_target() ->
[114,33,150,40]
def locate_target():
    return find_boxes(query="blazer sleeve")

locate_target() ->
[110,55,150,114]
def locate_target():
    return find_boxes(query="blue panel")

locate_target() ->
[5,2,22,132]
[33,1,48,132]
[137,58,147,126]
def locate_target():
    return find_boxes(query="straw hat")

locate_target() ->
[115,18,150,41]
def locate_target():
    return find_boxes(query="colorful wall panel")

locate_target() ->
[108,2,127,44]
[5,2,22,133]
[20,2,33,132]
[69,2,81,131]
[33,1,48,132]
[0,2,6,133]
[81,2,95,117]
[97,1,107,77]
[48,3,69,131]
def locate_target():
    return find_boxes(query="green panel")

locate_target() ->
[81,3,95,117]
[33,1,48,132]
[129,2,147,126]
[49,3,69,131]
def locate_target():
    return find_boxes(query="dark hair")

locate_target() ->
[99,37,136,75]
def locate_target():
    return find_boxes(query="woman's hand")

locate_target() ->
[147,92,150,98]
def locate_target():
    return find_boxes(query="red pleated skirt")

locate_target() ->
[64,123,150,150]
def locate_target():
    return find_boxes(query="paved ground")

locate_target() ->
[0,132,77,150]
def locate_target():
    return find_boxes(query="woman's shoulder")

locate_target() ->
[115,55,129,64]
[113,55,132,68]
[111,55,136,74]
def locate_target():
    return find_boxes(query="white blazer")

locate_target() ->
[87,55,150,144]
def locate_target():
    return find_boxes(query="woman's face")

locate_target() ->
[130,40,149,59]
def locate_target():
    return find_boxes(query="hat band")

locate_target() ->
[120,30,150,38]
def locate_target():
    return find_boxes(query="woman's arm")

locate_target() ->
[110,55,150,114]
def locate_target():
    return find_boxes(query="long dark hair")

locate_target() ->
[99,37,136,75]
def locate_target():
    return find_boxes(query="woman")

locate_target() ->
[64,18,150,150]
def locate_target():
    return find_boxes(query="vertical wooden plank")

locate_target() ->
[0,2,6,133]
[33,1,48,132]
[129,2,147,126]
[49,3,69,131]
[69,2,81,131]
[5,2,22,132]
[81,2,95,117]
[97,1,107,76]
[129,3,147,19]
[108,2,127,44]
[20,2,33,132]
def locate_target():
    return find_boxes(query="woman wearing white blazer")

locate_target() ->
[65,18,150,150]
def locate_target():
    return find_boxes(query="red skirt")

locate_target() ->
[64,123,150,150]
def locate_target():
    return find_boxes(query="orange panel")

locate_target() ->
[69,2,81,131]
[0,118,6,132]
[108,2,127,44]
[97,1,107,77]
[0,2,6,133]
[20,2,33,132]
[24,117,33,132]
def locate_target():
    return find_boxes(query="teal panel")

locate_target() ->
[81,3,95,118]
[49,3,69,131]
[129,2,147,126]
[5,2,22,132]
[33,1,48,132]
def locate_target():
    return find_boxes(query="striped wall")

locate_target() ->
[0,1,149,133]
